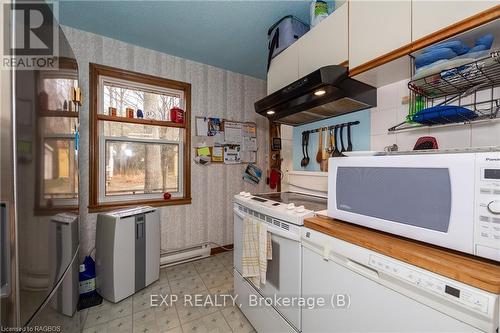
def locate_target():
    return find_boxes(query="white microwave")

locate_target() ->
[328,151,500,262]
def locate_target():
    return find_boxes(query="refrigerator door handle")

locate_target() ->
[1,202,11,298]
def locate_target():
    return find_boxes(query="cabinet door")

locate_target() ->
[298,4,348,77]
[349,0,411,69]
[267,42,299,94]
[412,1,498,41]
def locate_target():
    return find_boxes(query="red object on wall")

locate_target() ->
[163,192,172,200]
[269,169,281,190]
[170,107,184,124]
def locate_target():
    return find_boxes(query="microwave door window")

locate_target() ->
[336,167,452,232]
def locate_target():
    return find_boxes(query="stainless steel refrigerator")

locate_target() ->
[1,3,81,331]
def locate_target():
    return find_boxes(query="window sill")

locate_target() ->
[88,197,191,213]
[34,205,79,216]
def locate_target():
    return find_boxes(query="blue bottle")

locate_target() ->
[79,256,97,296]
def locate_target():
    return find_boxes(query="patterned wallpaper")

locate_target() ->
[61,26,269,259]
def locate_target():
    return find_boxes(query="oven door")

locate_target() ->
[233,206,301,330]
[327,153,476,254]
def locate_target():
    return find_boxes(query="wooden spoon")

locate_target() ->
[316,128,323,163]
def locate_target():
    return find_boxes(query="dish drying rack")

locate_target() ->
[389,50,500,132]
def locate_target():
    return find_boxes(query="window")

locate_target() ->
[89,64,191,211]
[36,61,79,212]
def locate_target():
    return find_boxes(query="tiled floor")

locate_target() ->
[81,251,254,333]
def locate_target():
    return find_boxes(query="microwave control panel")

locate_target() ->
[474,152,500,259]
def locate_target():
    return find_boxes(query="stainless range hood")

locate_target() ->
[255,65,377,126]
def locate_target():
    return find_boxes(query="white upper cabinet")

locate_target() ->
[348,0,412,70]
[412,1,498,41]
[267,4,349,94]
[298,4,348,77]
[267,41,299,94]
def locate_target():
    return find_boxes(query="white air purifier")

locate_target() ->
[95,206,160,303]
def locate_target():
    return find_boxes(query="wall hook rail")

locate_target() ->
[301,120,360,135]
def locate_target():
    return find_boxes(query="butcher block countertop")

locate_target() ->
[304,215,500,294]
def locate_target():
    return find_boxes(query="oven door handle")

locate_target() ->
[234,208,300,242]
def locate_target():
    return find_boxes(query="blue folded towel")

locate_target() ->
[415,48,457,68]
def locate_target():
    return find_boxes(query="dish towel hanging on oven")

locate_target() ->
[241,217,272,288]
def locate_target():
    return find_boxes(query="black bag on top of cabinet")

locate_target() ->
[267,15,309,71]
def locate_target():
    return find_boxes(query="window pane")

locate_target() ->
[102,121,182,141]
[41,77,78,111]
[105,141,179,196]
[43,139,78,199]
[103,82,181,121]
[41,117,78,136]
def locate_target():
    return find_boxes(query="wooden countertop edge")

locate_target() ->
[304,216,500,294]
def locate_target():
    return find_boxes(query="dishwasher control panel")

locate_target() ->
[369,255,490,314]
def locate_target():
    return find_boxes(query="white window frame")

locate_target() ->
[96,76,185,203]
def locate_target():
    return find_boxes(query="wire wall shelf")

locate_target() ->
[389,50,500,132]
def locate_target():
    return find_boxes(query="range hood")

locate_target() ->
[255,65,377,126]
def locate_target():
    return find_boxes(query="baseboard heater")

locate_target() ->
[160,243,210,267]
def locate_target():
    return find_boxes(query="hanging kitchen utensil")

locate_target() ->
[316,128,323,163]
[304,132,310,166]
[346,123,353,152]
[321,127,329,172]
[332,126,342,157]
[339,124,346,155]
[300,132,307,167]
[272,126,282,151]
[327,128,334,155]
[330,127,336,157]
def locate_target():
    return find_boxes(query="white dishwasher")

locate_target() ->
[302,228,499,333]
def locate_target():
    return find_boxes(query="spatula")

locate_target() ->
[346,123,353,152]
[300,132,307,167]
[332,126,342,157]
[304,132,310,166]
[340,124,346,155]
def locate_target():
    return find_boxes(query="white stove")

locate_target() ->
[233,190,327,333]
[233,191,327,226]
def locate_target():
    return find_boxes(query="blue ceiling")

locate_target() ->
[59,1,315,79]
